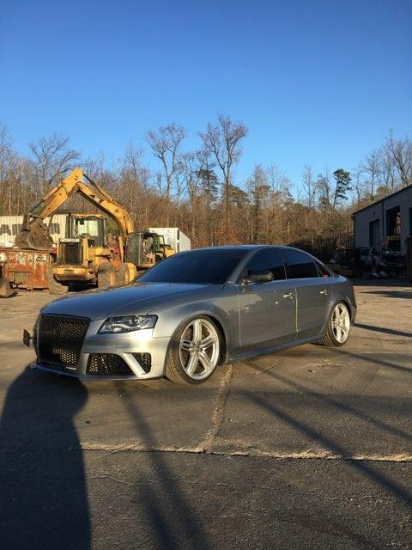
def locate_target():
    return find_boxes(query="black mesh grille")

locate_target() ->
[132,353,152,373]
[87,354,134,376]
[38,315,89,366]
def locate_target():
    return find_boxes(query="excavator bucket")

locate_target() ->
[15,218,54,250]
[0,277,17,298]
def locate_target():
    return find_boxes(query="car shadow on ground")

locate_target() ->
[241,354,412,510]
[104,380,215,549]
[362,289,412,299]
[354,322,412,339]
[0,368,91,550]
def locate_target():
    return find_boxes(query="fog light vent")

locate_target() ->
[87,354,133,376]
[132,353,152,373]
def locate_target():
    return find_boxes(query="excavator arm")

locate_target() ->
[15,168,135,249]
[76,173,135,240]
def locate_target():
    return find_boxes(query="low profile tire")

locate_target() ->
[319,302,351,346]
[165,316,222,384]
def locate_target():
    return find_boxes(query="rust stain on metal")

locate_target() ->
[0,248,50,290]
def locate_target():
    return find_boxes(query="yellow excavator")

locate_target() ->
[15,168,175,294]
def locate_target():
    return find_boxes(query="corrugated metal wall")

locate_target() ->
[0,214,67,246]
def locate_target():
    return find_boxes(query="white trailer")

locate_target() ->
[148,227,191,253]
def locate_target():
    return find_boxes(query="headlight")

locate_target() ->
[99,315,157,333]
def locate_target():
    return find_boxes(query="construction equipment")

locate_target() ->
[0,252,17,297]
[15,168,176,293]
[127,230,176,276]
[0,276,15,298]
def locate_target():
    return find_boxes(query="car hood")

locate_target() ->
[43,282,211,319]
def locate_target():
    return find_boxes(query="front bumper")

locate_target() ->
[24,317,171,381]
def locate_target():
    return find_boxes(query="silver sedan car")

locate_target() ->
[24,245,357,385]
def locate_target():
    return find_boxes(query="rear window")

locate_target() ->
[283,249,319,279]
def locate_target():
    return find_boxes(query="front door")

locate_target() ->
[236,248,297,350]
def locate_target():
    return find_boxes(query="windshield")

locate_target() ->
[138,248,250,284]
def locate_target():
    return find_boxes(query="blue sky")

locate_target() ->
[1,0,411,190]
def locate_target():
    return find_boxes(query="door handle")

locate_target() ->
[283,292,294,300]
[320,289,328,295]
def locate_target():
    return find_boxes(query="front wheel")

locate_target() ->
[165,316,222,384]
[319,302,351,346]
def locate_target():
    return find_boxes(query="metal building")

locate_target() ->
[352,185,412,256]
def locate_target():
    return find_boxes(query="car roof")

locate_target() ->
[181,244,287,252]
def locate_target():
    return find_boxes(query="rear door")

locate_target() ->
[282,248,331,340]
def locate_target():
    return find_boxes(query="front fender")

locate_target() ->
[152,293,240,351]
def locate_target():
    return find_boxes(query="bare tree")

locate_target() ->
[199,114,248,227]
[301,165,316,208]
[361,149,382,197]
[0,124,18,214]
[354,136,411,203]
[0,125,34,215]
[145,124,187,203]
[246,165,270,242]
[119,144,153,228]
[385,133,412,188]
[0,124,13,178]
[263,165,292,244]
[29,132,80,198]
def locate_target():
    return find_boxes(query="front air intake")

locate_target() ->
[87,354,134,375]
[38,314,89,366]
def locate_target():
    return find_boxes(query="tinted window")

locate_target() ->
[283,249,319,279]
[138,248,250,284]
[315,260,332,278]
[243,248,286,280]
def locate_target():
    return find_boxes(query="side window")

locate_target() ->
[283,249,319,279]
[315,260,332,278]
[243,249,286,280]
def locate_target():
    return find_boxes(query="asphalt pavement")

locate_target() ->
[0,280,411,549]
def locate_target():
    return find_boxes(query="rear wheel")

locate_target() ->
[319,302,351,346]
[165,316,221,384]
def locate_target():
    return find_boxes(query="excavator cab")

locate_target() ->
[57,214,107,266]
[67,214,106,247]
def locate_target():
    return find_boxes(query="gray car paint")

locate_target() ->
[27,245,357,381]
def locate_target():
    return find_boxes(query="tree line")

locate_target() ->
[0,117,410,259]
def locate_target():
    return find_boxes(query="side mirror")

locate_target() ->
[242,269,274,284]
